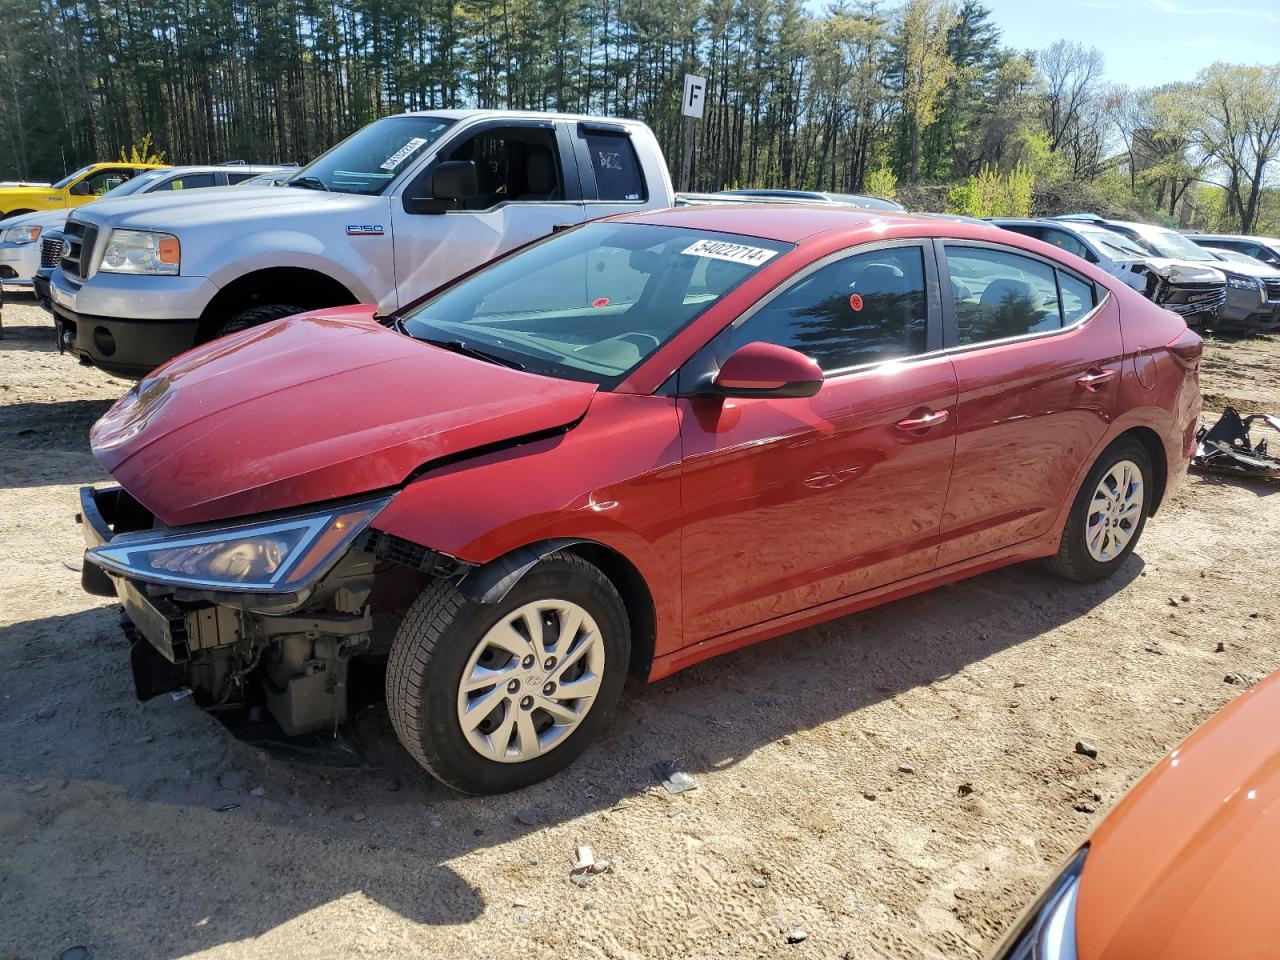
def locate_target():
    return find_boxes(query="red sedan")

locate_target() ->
[79,206,1202,793]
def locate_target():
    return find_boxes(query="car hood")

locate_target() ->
[0,209,68,231]
[1210,259,1280,280]
[1075,671,1280,959]
[1124,257,1226,285]
[72,185,378,230]
[90,307,597,527]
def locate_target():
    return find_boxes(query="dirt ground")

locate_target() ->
[1,298,1278,960]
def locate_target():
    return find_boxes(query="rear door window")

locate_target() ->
[1058,271,1097,324]
[945,245,1063,344]
[153,173,216,191]
[584,132,646,202]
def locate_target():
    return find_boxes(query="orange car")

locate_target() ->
[992,670,1280,959]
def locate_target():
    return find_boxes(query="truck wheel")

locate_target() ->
[1047,436,1152,583]
[386,552,631,794]
[216,303,306,338]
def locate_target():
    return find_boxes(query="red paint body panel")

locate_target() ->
[1073,671,1280,960]
[677,355,958,642]
[90,310,596,526]
[938,296,1124,564]
[90,206,1201,684]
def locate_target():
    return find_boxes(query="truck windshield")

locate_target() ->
[400,222,793,387]
[52,165,96,190]
[286,116,454,195]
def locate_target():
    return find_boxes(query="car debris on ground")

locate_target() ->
[1193,407,1280,480]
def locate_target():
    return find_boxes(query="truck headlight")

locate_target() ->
[86,497,391,592]
[1224,274,1264,303]
[3,224,41,244]
[990,847,1086,960]
[98,229,181,275]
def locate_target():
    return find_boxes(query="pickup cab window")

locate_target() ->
[441,126,565,209]
[585,132,646,202]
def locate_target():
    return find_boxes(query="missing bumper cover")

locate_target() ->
[1193,407,1280,480]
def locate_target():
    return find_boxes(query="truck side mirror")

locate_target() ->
[403,160,479,215]
[431,161,479,201]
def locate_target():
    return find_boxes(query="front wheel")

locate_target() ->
[386,552,631,794]
[1047,436,1152,583]
[216,303,306,338]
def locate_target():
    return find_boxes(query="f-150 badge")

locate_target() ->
[346,225,385,236]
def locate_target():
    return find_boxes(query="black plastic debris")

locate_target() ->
[1193,407,1280,480]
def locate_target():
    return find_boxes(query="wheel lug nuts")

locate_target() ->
[544,657,556,669]
[543,682,556,695]
[520,696,534,710]
[521,655,535,668]
[507,679,520,693]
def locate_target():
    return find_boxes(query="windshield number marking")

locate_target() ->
[380,137,429,171]
[682,239,778,267]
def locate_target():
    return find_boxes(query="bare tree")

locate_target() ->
[1036,39,1105,173]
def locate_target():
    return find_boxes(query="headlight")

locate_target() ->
[98,229,181,275]
[991,847,1086,960]
[86,497,390,592]
[3,224,41,244]
[1224,274,1261,298]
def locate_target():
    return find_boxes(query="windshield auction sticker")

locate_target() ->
[381,137,430,171]
[682,239,778,267]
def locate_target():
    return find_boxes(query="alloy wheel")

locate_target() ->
[1086,459,1144,563]
[456,599,606,763]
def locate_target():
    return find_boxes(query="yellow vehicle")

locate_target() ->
[0,162,168,218]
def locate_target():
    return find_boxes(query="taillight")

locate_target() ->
[1168,328,1203,369]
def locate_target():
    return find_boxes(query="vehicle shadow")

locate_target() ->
[0,319,56,352]
[0,555,1141,957]
[0,400,112,488]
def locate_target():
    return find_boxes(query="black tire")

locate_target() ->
[1047,436,1153,583]
[216,303,306,338]
[386,552,631,794]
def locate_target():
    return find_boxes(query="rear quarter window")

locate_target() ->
[585,133,646,202]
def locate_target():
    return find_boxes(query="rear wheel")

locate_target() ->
[386,552,630,794]
[215,303,305,338]
[1047,436,1152,583]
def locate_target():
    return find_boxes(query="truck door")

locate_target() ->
[569,121,661,223]
[390,119,586,308]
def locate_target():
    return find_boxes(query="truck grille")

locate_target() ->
[1265,278,1280,303]
[40,235,62,269]
[60,219,98,280]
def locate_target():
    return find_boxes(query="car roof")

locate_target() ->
[401,108,649,127]
[618,204,998,244]
[158,164,288,175]
[1188,233,1280,244]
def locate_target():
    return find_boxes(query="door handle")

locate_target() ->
[1076,367,1117,392]
[895,409,950,433]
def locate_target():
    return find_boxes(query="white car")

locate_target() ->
[48,110,674,378]
[0,164,285,292]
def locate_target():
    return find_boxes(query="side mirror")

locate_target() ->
[432,160,478,201]
[403,160,479,215]
[711,342,824,399]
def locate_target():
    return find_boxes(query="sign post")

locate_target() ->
[680,73,706,193]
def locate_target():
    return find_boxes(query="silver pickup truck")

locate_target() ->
[49,110,673,378]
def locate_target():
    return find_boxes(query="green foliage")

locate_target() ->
[119,133,166,166]
[946,165,1032,217]
[863,166,898,201]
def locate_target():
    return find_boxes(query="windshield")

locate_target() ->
[1128,226,1218,261]
[1079,227,1148,260]
[287,116,454,195]
[401,222,794,386]
[99,169,170,199]
[52,165,96,190]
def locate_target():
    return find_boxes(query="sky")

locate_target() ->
[977,0,1280,89]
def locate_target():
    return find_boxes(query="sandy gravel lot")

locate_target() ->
[2,298,1278,960]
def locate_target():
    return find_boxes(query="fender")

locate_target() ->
[205,242,383,309]
[458,538,586,603]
